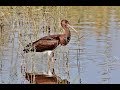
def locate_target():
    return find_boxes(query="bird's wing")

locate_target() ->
[32,39,59,52]
[33,39,59,46]
[39,35,60,40]
[32,35,61,52]
[32,34,60,46]
[23,35,61,52]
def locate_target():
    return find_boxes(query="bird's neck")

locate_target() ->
[63,27,71,37]
[60,27,71,46]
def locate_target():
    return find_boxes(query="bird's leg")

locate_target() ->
[47,51,52,76]
[47,53,51,75]
[51,51,55,75]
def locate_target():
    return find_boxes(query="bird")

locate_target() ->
[23,20,77,76]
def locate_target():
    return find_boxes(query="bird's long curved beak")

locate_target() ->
[68,24,77,33]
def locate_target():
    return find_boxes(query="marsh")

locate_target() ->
[0,6,120,84]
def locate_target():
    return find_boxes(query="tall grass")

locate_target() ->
[0,6,71,83]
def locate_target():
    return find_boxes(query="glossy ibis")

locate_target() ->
[23,20,77,76]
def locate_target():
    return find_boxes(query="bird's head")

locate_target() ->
[61,20,69,28]
[61,19,77,33]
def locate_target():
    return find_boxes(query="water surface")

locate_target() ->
[0,6,120,84]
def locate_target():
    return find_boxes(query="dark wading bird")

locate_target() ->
[23,20,77,76]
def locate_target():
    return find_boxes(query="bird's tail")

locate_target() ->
[23,43,35,53]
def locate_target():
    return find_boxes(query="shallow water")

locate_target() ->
[0,6,120,84]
